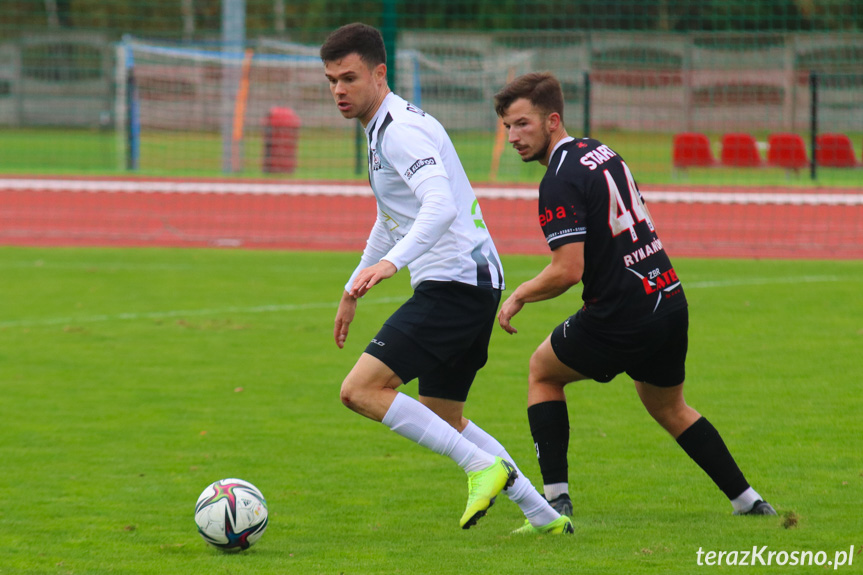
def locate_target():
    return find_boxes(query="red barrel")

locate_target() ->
[263,106,301,173]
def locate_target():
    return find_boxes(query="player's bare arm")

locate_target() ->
[334,291,358,348]
[349,260,398,298]
[498,242,584,334]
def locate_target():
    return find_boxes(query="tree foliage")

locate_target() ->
[1,0,860,42]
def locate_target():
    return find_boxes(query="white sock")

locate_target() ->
[731,487,762,513]
[381,393,495,472]
[543,483,569,502]
[461,420,560,527]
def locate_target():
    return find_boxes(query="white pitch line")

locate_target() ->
[2,178,862,205]
[0,261,207,272]
[1,276,854,329]
[684,275,843,289]
[0,260,349,274]
[0,296,406,329]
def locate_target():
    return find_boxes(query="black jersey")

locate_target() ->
[538,137,687,326]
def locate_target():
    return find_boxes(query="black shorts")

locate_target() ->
[364,281,502,402]
[550,307,688,387]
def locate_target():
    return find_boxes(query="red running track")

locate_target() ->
[1,176,861,259]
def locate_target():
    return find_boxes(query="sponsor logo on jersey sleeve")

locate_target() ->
[404,157,436,180]
[539,205,576,227]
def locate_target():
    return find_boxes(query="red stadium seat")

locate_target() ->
[767,133,808,170]
[721,133,762,167]
[672,132,716,168]
[816,133,857,167]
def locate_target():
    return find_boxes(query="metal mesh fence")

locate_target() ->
[2,1,862,185]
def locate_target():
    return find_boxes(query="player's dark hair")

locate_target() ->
[494,72,564,124]
[320,22,386,68]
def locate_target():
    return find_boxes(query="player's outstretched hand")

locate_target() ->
[498,293,524,335]
[334,292,357,348]
[349,260,397,298]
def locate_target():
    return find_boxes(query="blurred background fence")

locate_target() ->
[1,1,861,256]
[2,0,862,183]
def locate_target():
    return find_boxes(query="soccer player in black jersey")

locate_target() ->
[493,72,775,517]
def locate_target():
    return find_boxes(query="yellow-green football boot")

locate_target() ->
[459,457,517,529]
[512,515,575,535]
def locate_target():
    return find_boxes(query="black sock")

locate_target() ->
[527,401,570,486]
[676,416,750,500]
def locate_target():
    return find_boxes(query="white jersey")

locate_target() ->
[348,92,504,291]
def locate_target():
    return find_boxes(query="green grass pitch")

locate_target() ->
[0,246,861,574]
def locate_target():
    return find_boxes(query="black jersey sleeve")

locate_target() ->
[538,175,587,250]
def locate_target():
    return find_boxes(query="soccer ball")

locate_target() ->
[194,478,268,550]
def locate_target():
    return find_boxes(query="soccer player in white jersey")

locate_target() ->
[320,23,572,534]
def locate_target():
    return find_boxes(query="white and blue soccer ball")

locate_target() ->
[194,478,268,550]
